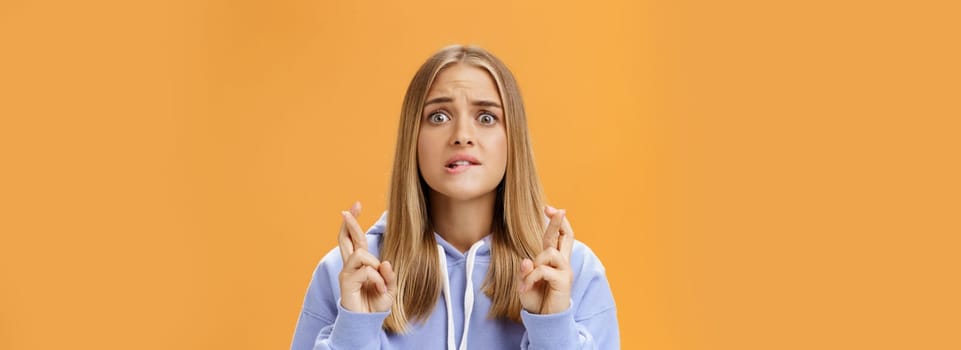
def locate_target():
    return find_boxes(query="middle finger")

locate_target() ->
[559,215,575,259]
[338,215,353,263]
[342,210,368,251]
[542,207,566,250]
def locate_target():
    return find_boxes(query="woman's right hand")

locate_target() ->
[337,201,397,313]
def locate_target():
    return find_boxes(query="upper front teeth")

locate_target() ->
[451,160,470,167]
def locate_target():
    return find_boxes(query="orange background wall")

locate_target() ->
[1,1,958,349]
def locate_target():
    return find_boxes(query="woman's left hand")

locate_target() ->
[518,205,575,314]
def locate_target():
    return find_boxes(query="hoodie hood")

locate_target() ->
[364,210,493,260]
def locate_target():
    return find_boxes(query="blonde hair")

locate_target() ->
[380,44,547,333]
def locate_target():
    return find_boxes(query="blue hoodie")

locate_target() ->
[290,211,619,349]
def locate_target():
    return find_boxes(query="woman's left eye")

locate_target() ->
[478,113,497,125]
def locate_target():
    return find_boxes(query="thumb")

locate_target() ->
[380,261,397,295]
[518,259,534,292]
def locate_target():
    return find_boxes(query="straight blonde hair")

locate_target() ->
[380,45,547,333]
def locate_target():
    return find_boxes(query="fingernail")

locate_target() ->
[378,284,387,293]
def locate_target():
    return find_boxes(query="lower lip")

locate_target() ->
[445,164,478,174]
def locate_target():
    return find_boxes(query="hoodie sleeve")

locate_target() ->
[519,242,620,350]
[290,248,391,350]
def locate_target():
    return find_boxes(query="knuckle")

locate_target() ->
[538,247,555,257]
[348,249,362,260]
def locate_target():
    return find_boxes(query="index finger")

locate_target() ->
[337,201,362,263]
[337,216,353,263]
[542,207,565,250]
[342,210,368,251]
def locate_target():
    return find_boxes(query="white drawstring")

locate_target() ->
[438,247,456,350]
[460,241,483,349]
[438,240,485,350]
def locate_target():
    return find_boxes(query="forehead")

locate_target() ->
[426,63,501,100]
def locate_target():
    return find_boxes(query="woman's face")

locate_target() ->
[418,63,508,202]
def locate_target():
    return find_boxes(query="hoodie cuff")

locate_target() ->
[520,300,578,349]
[328,299,390,349]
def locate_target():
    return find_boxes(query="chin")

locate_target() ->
[432,185,497,202]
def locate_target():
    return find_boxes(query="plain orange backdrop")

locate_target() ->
[1,0,959,349]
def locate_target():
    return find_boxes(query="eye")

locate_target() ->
[428,112,450,124]
[478,112,498,126]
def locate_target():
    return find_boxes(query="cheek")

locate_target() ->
[417,131,437,169]
[490,131,509,169]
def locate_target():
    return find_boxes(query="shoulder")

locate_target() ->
[568,239,617,319]
[569,239,608,276]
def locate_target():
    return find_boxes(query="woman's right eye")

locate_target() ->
[428,112,450,124]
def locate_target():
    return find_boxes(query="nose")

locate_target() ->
[450,115,474,146]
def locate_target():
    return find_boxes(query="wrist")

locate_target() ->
[520,301,578,348]
[330,299,390,348]
[540,297,571,314]
[339,294,365,313]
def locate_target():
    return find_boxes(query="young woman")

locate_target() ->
[291,45,619,349]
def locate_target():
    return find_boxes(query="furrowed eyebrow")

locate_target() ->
[472,100,502,109]
[424,96,453,106]
[424,96,502,109]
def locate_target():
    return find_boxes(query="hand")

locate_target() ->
[337,201,397,313]
[517,205,574,314]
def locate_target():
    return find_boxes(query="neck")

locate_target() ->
[428,190,496,253]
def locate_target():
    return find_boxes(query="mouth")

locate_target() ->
[444,157,481,174]
[445,160,481,170]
